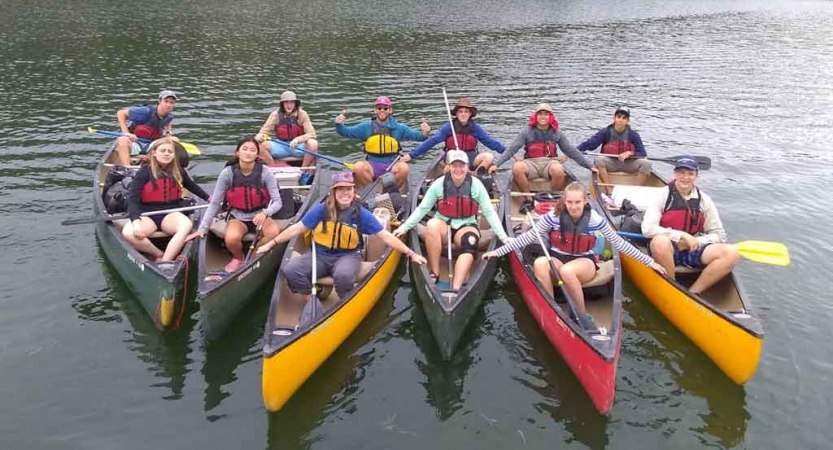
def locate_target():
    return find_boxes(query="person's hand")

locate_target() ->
[487,164,497,174]
[257,239,276,254]
[500,237,514,246]
[255,133,265,143]
[392,228,406,238]
[132,220,146,239]
[420,118,430,136]
[185,230,206,242]
[618,151,633,162]
[650,261,667,275]
[591,166,599,174]
[482,251,498,260]
[557,154,568,163]
[335,109,348,124]
[252,213,267,227]
[401,154,412,163]
[678,232,700,252]
[289,138,300,149]
[124,132,138,142]
[410,253,427,265]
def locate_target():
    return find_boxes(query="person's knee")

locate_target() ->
[176,218,192,234]
[593,156,610,169]
[478,152,495,166]
[512,162,527,176]
[305,139,319,151]
[458,231,479,255]
[638,160,653,174]
[549,162,564,177]
[533,256,550,271]
[426,218,445,234]
[650,235,673,254]
[122,225,134,240]
[395,162,409,175]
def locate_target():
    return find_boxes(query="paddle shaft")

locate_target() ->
[89,128,200,155]
[268,138,354,170]
[447,225,453,283]
[310,234,319,319]
[442,88,460,150]
[62,203,209,225]
[244,225,263,262]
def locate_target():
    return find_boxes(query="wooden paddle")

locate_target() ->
[596,153,711,170]
[244,225,264,262]
[62,203,209,225]
[87,127,201,156]
[616,231,790,266]
[267,138,355,170]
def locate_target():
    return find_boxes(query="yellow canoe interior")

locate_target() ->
[592,171,763,383]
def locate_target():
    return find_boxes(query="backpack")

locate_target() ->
[102,166,135,214]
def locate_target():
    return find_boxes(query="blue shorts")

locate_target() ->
[673,244,711,268]
[130,141,151,156]
[270,140,305,159]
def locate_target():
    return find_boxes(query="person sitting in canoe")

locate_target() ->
[257,172,427,299]
[483,181,665,329]
[393,150,509,289]
[404,97,505,173]
[577,106,652,202]
[123,137,210,261]
[641,157,740,295]
[491,103,596,211]
[255,90,319,168]
[113,89,178,166]
[334,96,431,189]
[185,137,283,272]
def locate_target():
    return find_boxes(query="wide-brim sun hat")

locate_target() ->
[331,171,355,188]
[279,90,300,106]
[451,97,478,118]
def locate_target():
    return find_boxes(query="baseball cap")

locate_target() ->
[158,89,179,100]
[446,150,469,165]
[614,106,630,117]
[331,171,355,188]
[374,96,392,107]
[674,156,699,171]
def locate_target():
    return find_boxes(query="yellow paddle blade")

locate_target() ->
[734,240,790,266]
[180,141,201,156]
[87,126,98,134]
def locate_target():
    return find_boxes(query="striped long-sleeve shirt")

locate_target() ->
[493,209,655,267]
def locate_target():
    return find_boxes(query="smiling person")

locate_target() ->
[404,97,505,172]
[255,91,319,167]
[114,90,178,166]
[393,150,509,290]
[334,96,431,189]
[493,103,596,208]
[257,172,426,300]
[577,106,652,198]
[641,157,739,295]
[122,137,210,261]
[186,137,283,272]
[483,181,665,330]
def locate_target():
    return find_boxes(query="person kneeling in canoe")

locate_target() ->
[334,96,430,189]
[114,89,178,166]
[577,106,652,201]
[123,137,210,261]
[404,97,505,173]
[483,182,665,329]
[255,90,319,168]
[393,150,509,290]
[186,137,283,272]
[641,157,739,295]
[257,172,427,300]
[491,103,597,211]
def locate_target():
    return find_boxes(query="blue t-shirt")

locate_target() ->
[302,203,384,254]
[127,105,155,123]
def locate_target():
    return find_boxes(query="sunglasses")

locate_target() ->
[375,106,390,111]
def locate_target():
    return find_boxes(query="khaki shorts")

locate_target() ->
[521,158,561,180]
[594,155,652,174]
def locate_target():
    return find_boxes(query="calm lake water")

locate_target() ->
[1,1,831,448]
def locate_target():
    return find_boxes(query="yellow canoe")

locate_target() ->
[261,190,408,412]
[590,172,763,384]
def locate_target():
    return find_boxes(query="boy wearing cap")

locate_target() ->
[334,96,431,189]
[493,103,595,201]
[405,97,505,172]
[642,157,740,294]
[255,90,319,167]
[577,107,652,196]
[114,89,178,166]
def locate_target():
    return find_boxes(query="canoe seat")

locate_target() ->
[209,217,257,241]
[582,259,614,288]
[112,218,171,239]
[610,185,665,210]
[416,224,492,251]
[316,261,375,286]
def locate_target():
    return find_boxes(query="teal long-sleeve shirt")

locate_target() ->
[395,175,508,242]
[334,116,427,164]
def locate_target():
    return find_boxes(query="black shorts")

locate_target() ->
[227,218,258,234]
[521,246,598,270]
[149,214,165,230]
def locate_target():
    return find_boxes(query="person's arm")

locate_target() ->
[557,132,595,170]
[631,130,647,157]
[494,130,527,167]
[696,192,728,245]
[408,124,449,159]
[641,188,683,242]
[127,168,150,221]
[393,179,442,233]
[181,170,210,201]
[117,108,132,135]
[261,169,283,217]
[334,120,370,140]
[197,169,231,232]
[296,109,317,142]
[594,215,655,266]
[472,123,506,153]
[471,180,508,242]
[256,111,279,140]
[493,211,556,257]
[576,128,605,153]
[396,122,428,142]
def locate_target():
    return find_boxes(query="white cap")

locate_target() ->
[446,150,469,165]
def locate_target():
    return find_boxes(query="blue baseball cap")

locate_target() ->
[674,156,699,171]
[158,89,179,100]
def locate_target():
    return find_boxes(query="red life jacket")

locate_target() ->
[275,111,304,141]
[525,127,558,158]
[436,174,480,219]
[140,173,182,204]
[659,182,705,235]
[601,126,636,155]
[549,206,596,254]
[444,119,478,152]
[225,161,271,213]
[129,104,174,140]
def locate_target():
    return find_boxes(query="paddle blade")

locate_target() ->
[180,142,201,156]
[87,126,97,134]
[734,240,790,266]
